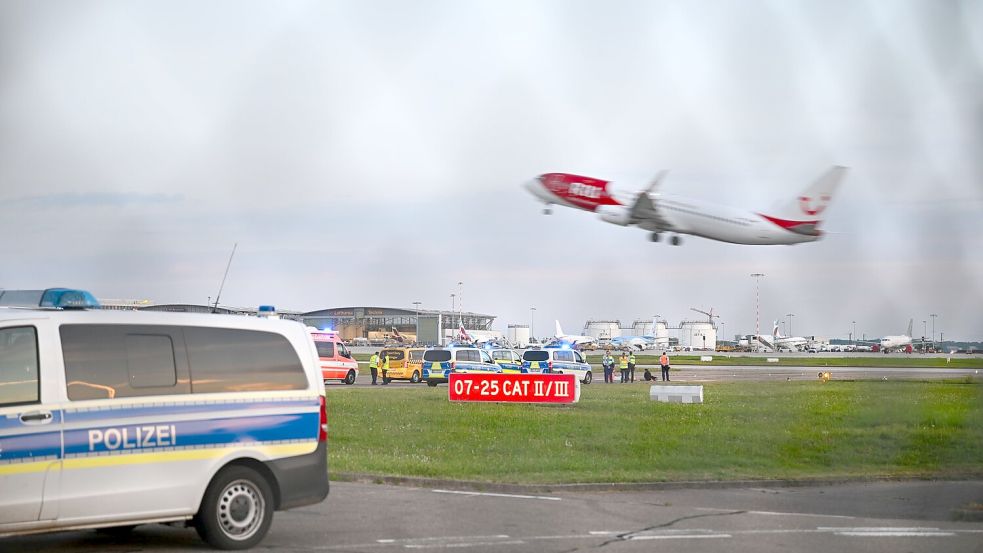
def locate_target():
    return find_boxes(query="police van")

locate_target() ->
[421,344,500,387]
[0,289,329,549]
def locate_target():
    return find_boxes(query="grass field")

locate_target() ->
[326,380,983,483]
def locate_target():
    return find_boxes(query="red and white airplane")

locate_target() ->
[523,166,847,246]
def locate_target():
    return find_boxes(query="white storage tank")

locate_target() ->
[679,321,717,351]
[654,320,670,350]
[507,324,530,348]
[631,319,654,337]
[584,320,622,340]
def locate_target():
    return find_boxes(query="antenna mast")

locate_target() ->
[212,243,238,313]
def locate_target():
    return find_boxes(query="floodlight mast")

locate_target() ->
[750,273,765,351]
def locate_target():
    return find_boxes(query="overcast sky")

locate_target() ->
[2,0,981,340]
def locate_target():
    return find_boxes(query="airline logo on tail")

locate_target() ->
[459,324,471,342]
[799,195,832,216]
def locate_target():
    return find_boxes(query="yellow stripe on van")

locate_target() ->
[0,442,317,475]
[63,442,317,470]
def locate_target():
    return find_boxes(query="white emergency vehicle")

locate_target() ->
[0,289,329,550]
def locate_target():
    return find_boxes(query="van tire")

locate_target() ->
[583,372,592,384]
[344,370,356,385]
[194,465,274,550]
[427,380,438,387]
[410,371,421,383]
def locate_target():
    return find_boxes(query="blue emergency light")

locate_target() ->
[0,288,101,309]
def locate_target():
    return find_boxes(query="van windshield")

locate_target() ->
[381,349,405,361]
[523,350,549,362]
[423,350,452,362]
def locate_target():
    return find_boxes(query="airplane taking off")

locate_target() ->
[523,166,848,246]
[552,320,596,348]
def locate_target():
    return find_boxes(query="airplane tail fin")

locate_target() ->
[767,166,848,225]
[555,320,563,337]
[906,318,913,337]
[773,321,781,338]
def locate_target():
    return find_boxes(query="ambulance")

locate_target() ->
[308,328,359,385]
[0,288,330,549]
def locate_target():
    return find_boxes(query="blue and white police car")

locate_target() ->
[0,289,329,549]
[421,343,501,387]
[521,345,593,384]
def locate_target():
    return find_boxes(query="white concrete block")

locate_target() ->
[766,357,780,363]
[700,356,713,362]
[649,385,703,404]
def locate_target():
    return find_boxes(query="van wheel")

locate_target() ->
[411,371,421,383]
[344,370,356,385]
[583,372,592,384]
[427,380,438,387]
[194,465,273,550]
[383,377,392,384]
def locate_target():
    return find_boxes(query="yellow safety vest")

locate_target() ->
[629,354,636,364]
[619,357,628,369]
[382,357,390,370]
[369,355,379,369]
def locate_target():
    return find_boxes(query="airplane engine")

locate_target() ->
[596,206,631,226]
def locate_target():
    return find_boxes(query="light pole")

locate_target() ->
[852,320,856,345]
[750,273,765,351]
[457,281,463,329]
[923,320,927,341]
[930,313,937,345]
[450,293,456,331]
[530,307,536,343]
[412,301,421,344]
[787,313,794,337]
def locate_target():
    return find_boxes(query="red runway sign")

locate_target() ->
[448,373,580,404]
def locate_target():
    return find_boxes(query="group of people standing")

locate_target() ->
[368,351,390,385]
[601,350,672,383]
[601,351,636,383]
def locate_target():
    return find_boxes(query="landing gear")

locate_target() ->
[670,235,682,246]
[650,232,661,242]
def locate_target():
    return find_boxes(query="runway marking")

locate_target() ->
[404,540,526,549]
[628,529,731,540]
[818,526,957,537]
[432,489,561,501]
[694,507,855,519]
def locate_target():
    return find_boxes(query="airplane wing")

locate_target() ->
[628,171,675,231]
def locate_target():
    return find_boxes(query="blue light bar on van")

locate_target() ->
[0,288,100,309]
[40,288,101,309]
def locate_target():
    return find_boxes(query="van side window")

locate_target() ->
[0,326,40,406]
[315,341,335,358]
[185,327,307,393]
[62,325,190,400]
[126,335,178,388]
[556,350,574,362]
[337,342,351,358]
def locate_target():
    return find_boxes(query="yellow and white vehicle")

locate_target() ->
[0,289,329,550]
[379,347,426,384]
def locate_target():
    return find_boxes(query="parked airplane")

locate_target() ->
[772,321,809,351]
[523,166,848,246]
[610,335,650,350]
[552,320,596,348]
[878,319,914,354]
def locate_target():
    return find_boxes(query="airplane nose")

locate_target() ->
[523,178,541,196]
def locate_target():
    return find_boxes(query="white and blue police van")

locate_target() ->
[0,289,329,549]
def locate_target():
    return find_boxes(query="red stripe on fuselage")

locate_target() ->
[758,213,822,236]
[540,173,622,211]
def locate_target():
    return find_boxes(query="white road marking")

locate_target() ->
[432,489,561,501]
[749,510,855,519]
[818,526,956,537]
[404,540,526,549]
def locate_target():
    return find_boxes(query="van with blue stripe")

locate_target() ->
[0,289,329,550]
[422,345,501,387]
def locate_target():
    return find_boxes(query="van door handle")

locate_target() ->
[20,411,53,424]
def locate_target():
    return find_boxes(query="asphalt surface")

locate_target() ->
[4,480,982,552]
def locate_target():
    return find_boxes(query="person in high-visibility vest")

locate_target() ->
[659,351,670,381]
[381,353,391,385]
[369,351,380,385]
[628,352,637,383]
[618,353,629,383]
[602,351,614,383]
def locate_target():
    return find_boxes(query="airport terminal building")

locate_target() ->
[101,299,495,345]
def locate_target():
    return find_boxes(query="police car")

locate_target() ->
[422,344,501,387]
[0,289,329,549]
[521,346,593,384]
[487,347,523,373]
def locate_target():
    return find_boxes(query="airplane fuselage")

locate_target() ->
[524,170,842,246]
